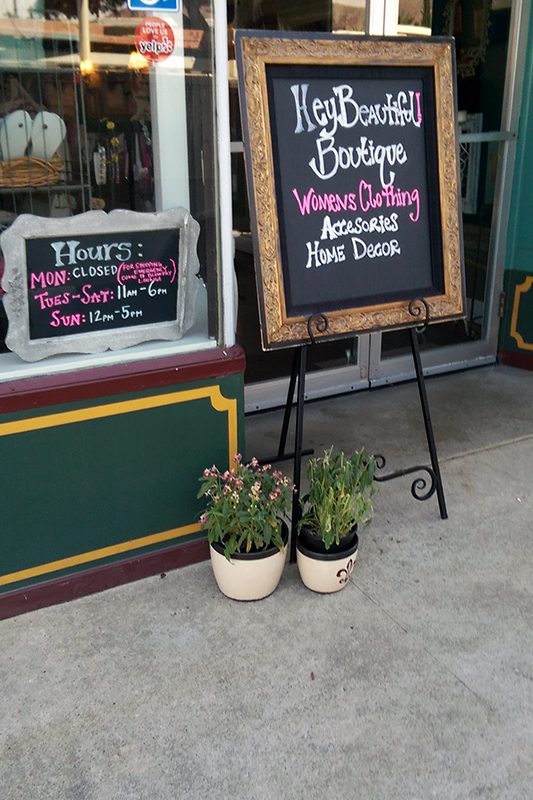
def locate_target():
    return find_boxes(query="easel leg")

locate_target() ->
[290,346,307,563]
[409,327,448,520]
[278,348,299,459]
[260,347,312,467]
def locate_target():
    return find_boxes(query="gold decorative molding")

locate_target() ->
[510,276,533,351]
[238,34,465,349]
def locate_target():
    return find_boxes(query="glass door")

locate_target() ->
[369,0,526,385]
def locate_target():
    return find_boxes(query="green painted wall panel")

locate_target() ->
[0,373,244,593]
[499,269,533,353]
[506,0,533,273]
[499,3,533,358]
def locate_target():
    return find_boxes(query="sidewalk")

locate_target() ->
[1,364,533,800]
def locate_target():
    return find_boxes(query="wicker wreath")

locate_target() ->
[0,152,64,189]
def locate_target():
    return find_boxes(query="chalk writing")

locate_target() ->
[117,259,176,286]
[262,64,439,314]
[291,85,423,135]
[25,229,180,340]
[284,83,424,277]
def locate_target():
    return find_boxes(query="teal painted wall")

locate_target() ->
[506,0,533,273]
[500,1,533,358]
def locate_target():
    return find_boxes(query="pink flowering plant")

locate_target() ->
[198,454,293,560]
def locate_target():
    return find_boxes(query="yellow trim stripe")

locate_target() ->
[0,384,239,587]
[0,385,238,454]
[0,522,202,587]
[510,276,533,351]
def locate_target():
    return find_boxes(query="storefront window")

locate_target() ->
[0,0,221,367]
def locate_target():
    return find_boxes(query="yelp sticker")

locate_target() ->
[135,18,175,62]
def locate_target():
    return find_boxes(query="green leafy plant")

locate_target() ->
[298,447,377,549]
[198,454,293,560]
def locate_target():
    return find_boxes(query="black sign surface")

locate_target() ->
[26,229,179,340]
[236,33,465,349]
[267,65,443,317]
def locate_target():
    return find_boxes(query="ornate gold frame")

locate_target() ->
[236,33,465,350]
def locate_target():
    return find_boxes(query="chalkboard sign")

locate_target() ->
[235,32,465,349]
[1,207,200,361]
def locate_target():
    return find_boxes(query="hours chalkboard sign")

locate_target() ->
[235,32,465,349]
[1,207,200,361]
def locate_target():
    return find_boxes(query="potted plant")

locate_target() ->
[297,447,377,593]
[198,454,293,601]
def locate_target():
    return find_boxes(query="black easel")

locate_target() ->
[373,301,448,521]
[267,304,447,563]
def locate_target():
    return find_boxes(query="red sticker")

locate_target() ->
[135,18,175,63]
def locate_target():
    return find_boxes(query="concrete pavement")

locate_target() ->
[1,364,533,799]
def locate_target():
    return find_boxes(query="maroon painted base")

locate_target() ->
[0,537,209,620]
[0,344,246,413]
[498,349,533,371]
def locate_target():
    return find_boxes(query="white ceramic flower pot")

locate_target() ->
[296,530,358,594]
[209,536,287,601]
